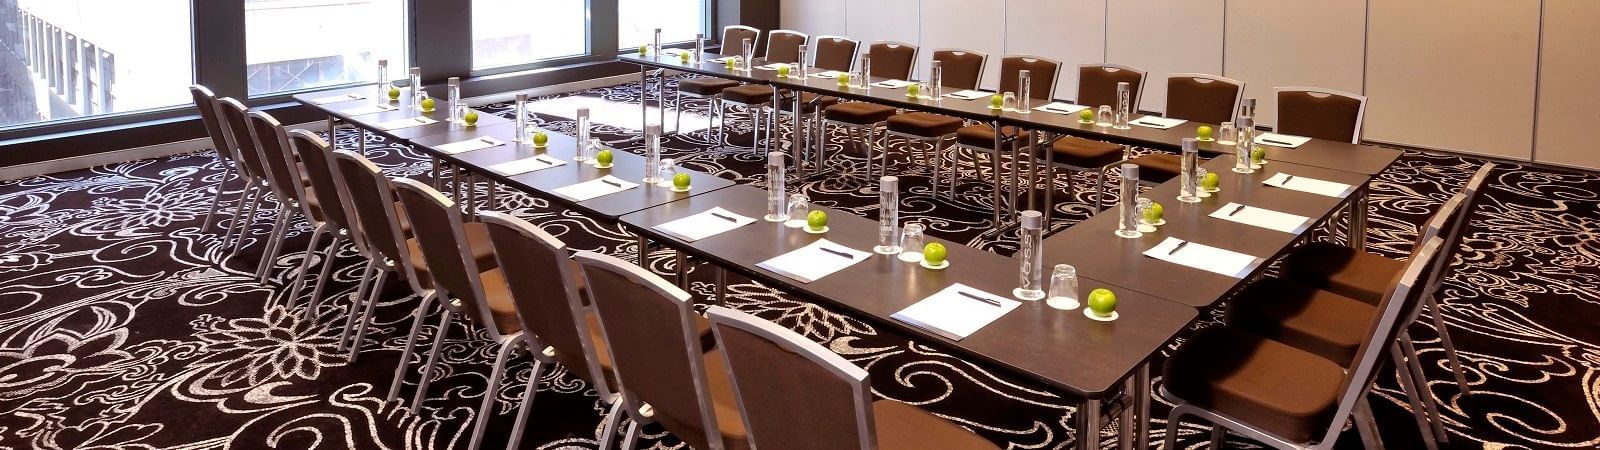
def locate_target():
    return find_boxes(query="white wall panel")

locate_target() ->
[1365,0,1538,159]
[780,0,847,40]
[917,0,1005,89]
[1004,0,1104,101]
[1223,0,1365,128]
[1105,0,1224,113]
[845,0,920,51]
[1533,0,1600,168]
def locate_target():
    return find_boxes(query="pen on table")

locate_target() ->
[415,118,428,124]
[709,212,739,222]
[1263,138,1294,146]
[818,247,854,259]
[1229,204,1247,216]
[535,156,555,165]
[958,291,1003,307]
[480,138,497,146]
[1167,240,1189,255]
[1282,174,1295,184]
[601,179,622,188]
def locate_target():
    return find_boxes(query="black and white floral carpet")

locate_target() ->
[1,76,1597,449]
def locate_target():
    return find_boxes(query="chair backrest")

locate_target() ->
[1078,64,1147,110]
[997,55,1062,102]
[1415,163,1496,308]
[867,42,917,80]
[707,306,876,450]
[930,48,987,91]
[391,178,505,338]
[1275,86,1367,144]
[189,85,235,165]
[287,130,351,232]
[575,250,723,450]
[216,98,266,180]
[721,25,760,57]
[811,35,860,73]
[765,30,809,64]
[1165,73,1244,124]
[329,150,413,283]
[480,211,616,399]
[245,111,313,215]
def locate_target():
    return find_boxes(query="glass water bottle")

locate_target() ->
[1233,116,1256,174]
[652,28,662,58]
[1115,164,1143,238]
[1018,70,1032,114]
[796,45,808,77]
[1014,210,1046,301]
[1239,97,1257,122]
[447,77,463,123]
[574,107,592,161]
[693,33,705,62]
[765,152,787,222]
[409,67,423,110]
[1046,264,1080,310]
[376,59,389,100]
[875,176,902,254]
[1114,82,1132,129]
[513,93,530,143]
[643,124,663,183]
[929,60,943,100]
[741,38,754,71]
[858,55,872,88]
[1178,138,1201,203]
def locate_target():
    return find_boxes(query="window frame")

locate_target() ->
[467,0,594,74]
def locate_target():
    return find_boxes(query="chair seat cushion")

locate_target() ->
[955,125,1031,149]
[824,102,897,125]
[1048,137,1124,168]
[679,78,741,95]
[1163,326,1346,444]
[886,112,963,137]
[478,268,525,335]
[1225,278,1377,365]
[405,222,500,285]
[722,84,776,104]
[775,92,839,113]
[873,400,1000,450]
[1129,153,1183,183]
[1283,242,1403,305]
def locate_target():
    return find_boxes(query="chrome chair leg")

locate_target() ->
[597,398,625,450]
[301,234,346,320]
[338,260,379,353]
[255,207,294,284]
[1209,427,1226,448]
[1426,295,1473,394]
[1392,343,1442,450]
[505,357,546,450]
[347,269,398,362]
[228,184,266,256]
[387,290,440,402]
[1354,397,1387,450]
[286,223,331,304]
[470,336,523,450]
[200,165,235,232]
[674,90,684,134]
[618,420,641,450]
[1401,332,1450,444]
[219,181,256,247]
[409,308,456,412]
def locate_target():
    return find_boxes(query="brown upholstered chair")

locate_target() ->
[214,98,273,256]
[776,35,859,171]
[328,150,431,361]
[574,251,742,450]
[190,86,242,235]
[675,25,762,139]
[1042,64,1146,212]
[1276,86,1368,144]
[1124,74,1246,184]
[245,110,319,285]
[883,49,988,199]
[705,306,999,450]
[823,41,919,180]
[951,55,1061,224]
[385,178,523,423]
[721,29,808,154]
[1161,237,1446,450]
[283,130,362,321]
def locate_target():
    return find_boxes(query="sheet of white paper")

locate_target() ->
[487,155,566,176]
[435,137,505,155]
[1209,202,1312,234]
[890,283,1021,341]
[1263,172,1355,198]
[340,104,399,116]
[1143,237,1263,278]
[375,116,438,131]
[872,80,914,88]
[755,63,788,70]
[1130,115,1188,129]
[1034,102,1089,115]
[708,56,734,63]
[945,90,991,100]
[552,175,638,201]
[810,70,846,79]
[1255,132,1312,148]
[755,239,870,283]
[653,207,757,242]
[309,93,366,105]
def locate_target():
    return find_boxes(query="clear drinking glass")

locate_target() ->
[447,77,463,123]
[1045,264,1081,310]
[1114,82,1132,129]
[929,60,944,100]
[658,158,677,186]
[766,151,787,222]
[1197,167,1214,197]
[1116,164,1143,238]
[514,93,530,143]
[409,67,423,110]
[1096,106,1114,127]
[644,124,664,183]
[875,176,902,254]
[741,38,754,71]
[1217,122,1238,146]
[859,55,872,88]
[586,138,603,165]
[1233,116,1256,174]
[1002,92,1017,111]
[1018,70,1032,114]
[1014,210,1046,300]
[575,107,592,161]
[1136,197,1158,232]
[376,59,390,101]
[897,223,926,262]
[785,193,810,228]
[418,90,433,113]
[1179,138,1201,203]
[916,82,931,99]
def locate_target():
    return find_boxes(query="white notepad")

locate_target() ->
[1255,133,1313,148]
[1209,202,1312,234]
[488,155,566,176]
[1130,116,1188,129]
[1035,102,1089,115]
[755,63,788,70]
[308,93,366,105]
[653,207,757,242]
[553,175,638,201]
[375,116,438,131]
[810,70,847,79]
[435,136,506,155]
[340,103,399,116]
[1143,237,1263,278]
[872,80,914,88]
[1263,173,1355,198]
[891,283,1021,341]
[755,239,870,283]
[944,90,990,100]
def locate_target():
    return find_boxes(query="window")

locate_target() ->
[617,0,706,50]
[0,0,194,129]
[245,0,408,96]
[472,0,588,70]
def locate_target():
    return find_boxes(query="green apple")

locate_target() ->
[673,172,691,190]
[922,242,947,266]
[990,94,1005,108]
[1087,288,1117,317]
[1079,109,1095,122]
[463,110,479,126]
[419,97,436,111]
[726,58,738,70]
[596,149,614,166]
[1250,146,1266,164]
[837,73,850,87]
[906,83,919,97]
[638,45,649,56]
[806,210,828,230]
[777,64,790,77]
[532,131,549,147]
[1201,172,1220,190]
[387,86,401,101]
[1197,125,1214,140]
[1143,202,1164,223]
[679,52,690,63]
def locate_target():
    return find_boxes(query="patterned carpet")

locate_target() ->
[1,75,1597,449]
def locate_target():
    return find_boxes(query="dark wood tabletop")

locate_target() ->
[618,184,1198,398]
[292,86,512,142]
[1042,155,1371,307]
